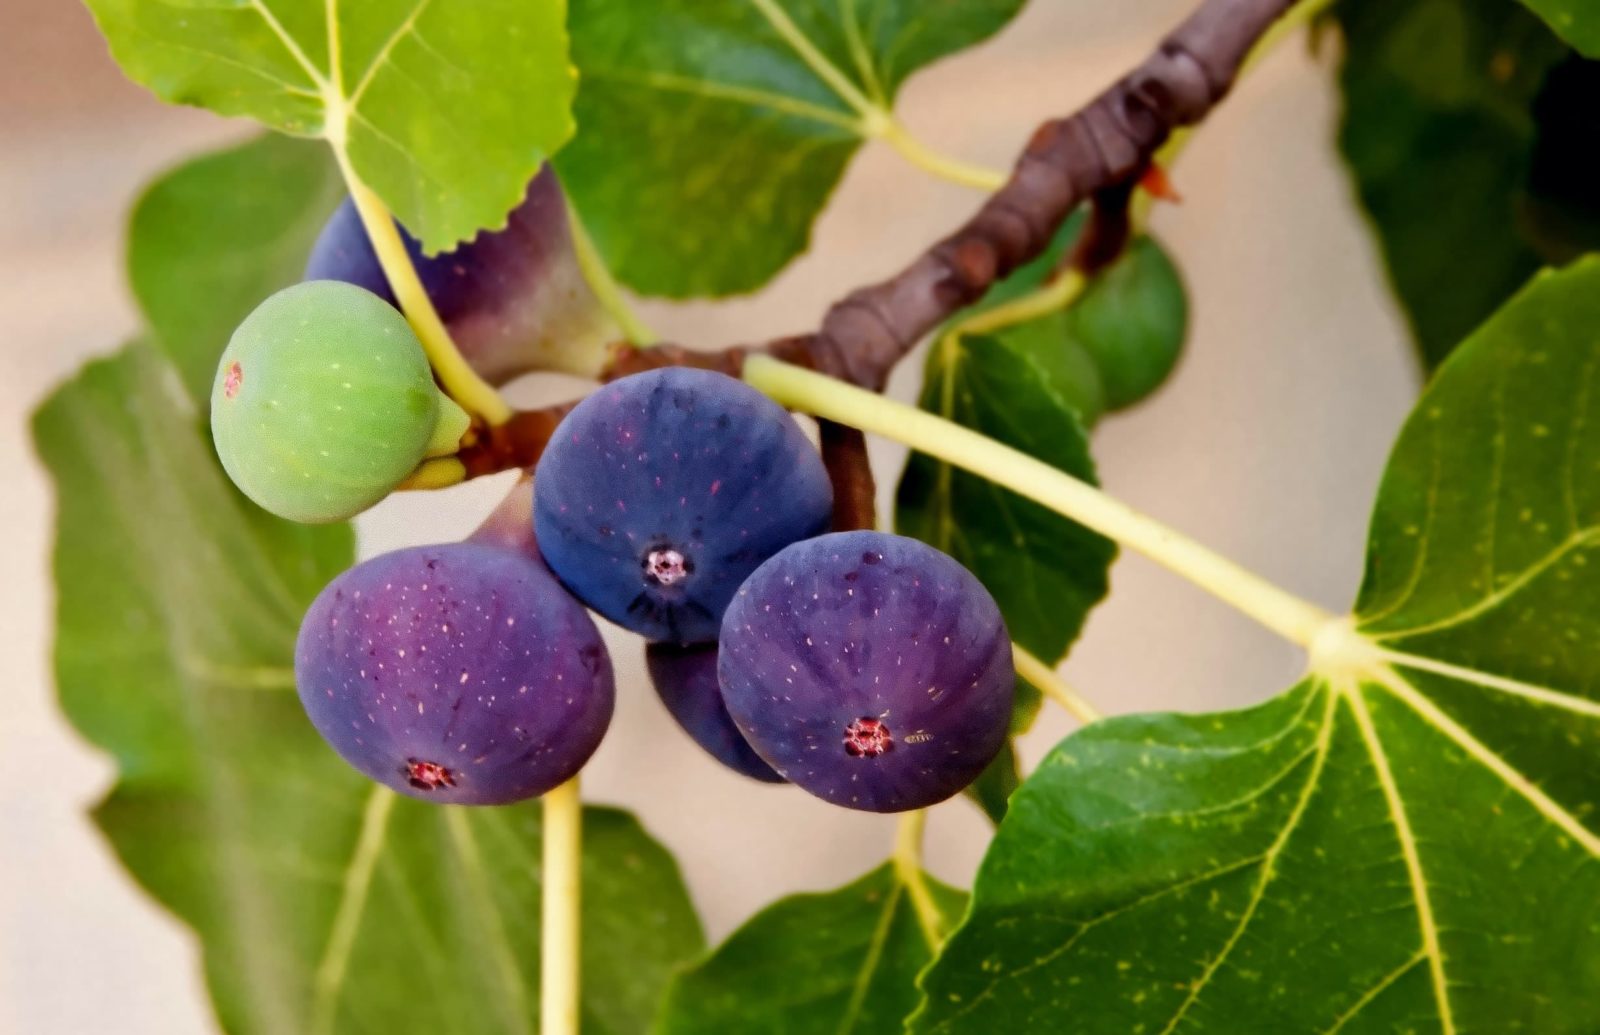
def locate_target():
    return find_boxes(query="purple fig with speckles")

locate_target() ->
[533,368,833,644]
[719,531,1013,813]
[646,642,784,784]
[295,542,614,804]
[303,167,615,384]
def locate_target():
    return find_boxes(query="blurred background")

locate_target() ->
[1,1,1417,1032]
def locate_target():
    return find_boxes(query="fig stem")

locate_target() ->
[1013,644,1103,725]
[396,457,466,492]
[424,392,472,458]
[893,809,947,947]
[945,268,1088,350]
[566,198,657,349]
[335,158,515,426]
[542,776,582,1035]
[744,356,1335,649]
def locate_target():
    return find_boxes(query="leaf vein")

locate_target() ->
[1370,527,1600,641]
[583,67,859,130]
[1378,647,1600,720]
[347,0,437,109]
[1369,667,1600,855]
[310,787,394,1035]
[1154,686,1338,1035]
[247,0,329,90]
[833,880,903,1035]
[1343,682,1456,1033]
[1320,950,1429,1034]
[444,810,534,1035]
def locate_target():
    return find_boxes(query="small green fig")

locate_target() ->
[211,280,461,523]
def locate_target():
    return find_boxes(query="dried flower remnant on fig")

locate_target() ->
[844,717,894,757]
[406,759,456,791]
[644,547,691,587]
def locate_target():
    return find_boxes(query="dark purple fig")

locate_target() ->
[719,531,1013,813]
[295,542,613,804]
[646,642,784,784]
[533,368,833,644]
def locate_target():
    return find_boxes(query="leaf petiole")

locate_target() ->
[947,268,1088,348]
[1013,643,1103,725]
[332,149,514,426]
[873,115,1007,192]
[745,356,1334,648]
[892,809,947,947]
[566,198,656,349]
[396,458,467,492]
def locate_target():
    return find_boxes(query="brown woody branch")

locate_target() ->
[457,0,1300,477]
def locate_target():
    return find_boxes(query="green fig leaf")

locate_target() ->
[913,259,1600,1032]
[86,0,575,251]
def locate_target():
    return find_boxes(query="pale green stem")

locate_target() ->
[893,809,946,947]
[542,777,582,1035]
[566,200,656,348]
[330,148,513,425]
[948,270,1087,347]
[396,457,466,492]
[876,116,1008,192]
[744,357,1334,648]
[1013,643,1103,725]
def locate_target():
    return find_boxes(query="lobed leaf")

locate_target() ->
[86,0,575,251]
[914,259,1600,1031]
[554,0,1026,297]
[656,863,964,1034]
[33,343,702,1034]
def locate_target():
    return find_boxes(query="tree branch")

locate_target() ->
[455,0,1300,476]
[802,0,1297,389]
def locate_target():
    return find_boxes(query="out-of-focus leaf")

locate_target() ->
[33,343,703,1034]
[1335,0,1600,368]
[130,134,343,402]
[1519,0,1600,55]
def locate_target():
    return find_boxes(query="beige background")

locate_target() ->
[1,2,1417,1032]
